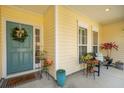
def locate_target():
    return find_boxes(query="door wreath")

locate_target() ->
[11,27,28,42]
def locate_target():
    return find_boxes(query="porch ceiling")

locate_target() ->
[12,5,124,25]
[66,5,124,25]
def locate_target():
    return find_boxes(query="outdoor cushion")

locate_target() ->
[95,53,104,63]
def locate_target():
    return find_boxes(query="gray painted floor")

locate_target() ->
[17,66,124,88]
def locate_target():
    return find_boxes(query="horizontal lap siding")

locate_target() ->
[58,6,80,75]
[44,6,56,78]
[57,6,99,75]
[1,6,43,25]
[101,21,124,63]
[0,6,2,78]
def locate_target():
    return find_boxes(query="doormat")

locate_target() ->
[0,71,41,88]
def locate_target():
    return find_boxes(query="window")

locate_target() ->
[35,28,41,69]
[78,27,87,63]
[92,31,98,54]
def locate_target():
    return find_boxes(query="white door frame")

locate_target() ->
[2,17,43,78]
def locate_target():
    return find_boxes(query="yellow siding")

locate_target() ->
[0,5,101,79]
[100,21,124,63]
[44,6,56,78]
[0,6,2,78]
[1,6,43,25]
[57,6,99,75]
[0,5,44,78]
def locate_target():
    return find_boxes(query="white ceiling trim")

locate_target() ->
[92,26,99,32]
[78,20,89,29]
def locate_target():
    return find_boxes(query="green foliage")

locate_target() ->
[39,50,47,60]
[80,53,93,62]
[12,27,28,42]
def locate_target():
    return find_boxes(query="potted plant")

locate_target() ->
[39,50,47,60]
[39,50,53,71]
[100,42,118,59]
[80,53,97,67]
[43,57,53,68]
[80,53,97,74]
[80,53,94,63]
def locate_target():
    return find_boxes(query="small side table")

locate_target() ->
[40,66,49,80]
[84,59,100,79]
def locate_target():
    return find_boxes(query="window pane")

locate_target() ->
[93,46,98,54]
[36,45,40,50]
[79,46,87,63]
[36,36,40,42]
[35,59,40,64]
[93,31,98,45]
[79,28,82,44]
[79,26,87,63]
[35,29,40,35]
[79,27,87,44]
[35,28,40,64]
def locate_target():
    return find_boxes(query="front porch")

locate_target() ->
[1,66,124,88]
[0,5,124,88]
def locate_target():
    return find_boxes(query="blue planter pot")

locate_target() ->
[56,69,66,87]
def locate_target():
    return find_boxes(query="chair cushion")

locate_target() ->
[96,53,104,63]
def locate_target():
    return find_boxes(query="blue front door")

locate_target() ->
[6,21,33,75]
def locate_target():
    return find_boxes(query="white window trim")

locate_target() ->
[92,29,99,53]
[77,21,89,63]
[34,27,43,69]
[78,21,89,29]
[92,26,99,32]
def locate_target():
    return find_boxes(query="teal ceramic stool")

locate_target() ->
[56,69,66,87]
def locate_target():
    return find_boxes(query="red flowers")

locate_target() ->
[100,42,118,51]
[100,42,118,58]
[44,58,53,67]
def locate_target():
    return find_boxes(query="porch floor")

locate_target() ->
[17,66,124,88]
